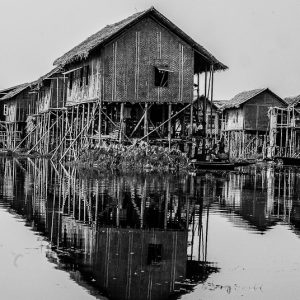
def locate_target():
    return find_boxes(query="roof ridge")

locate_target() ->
[53,7,227,70]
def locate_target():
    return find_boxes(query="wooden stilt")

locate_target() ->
[168,103,172,150]
[144,103,148,142]
[189,103,193,137]
[98,99,102,146]
[119,102,124,143]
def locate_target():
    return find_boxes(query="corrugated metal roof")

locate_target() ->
[222,88,267,109]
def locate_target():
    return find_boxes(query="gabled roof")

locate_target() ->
[0,67,63,101]
[213,100,228,109]
[0,83,32,101]
[284,95,300,106]
[222,88,286,109]
[54,7,227,71]
[196,96,223,110]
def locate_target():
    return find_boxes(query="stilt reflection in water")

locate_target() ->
[3,160,300,299]
[0,157,215,300]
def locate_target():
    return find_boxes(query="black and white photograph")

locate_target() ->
[1,0,300,299]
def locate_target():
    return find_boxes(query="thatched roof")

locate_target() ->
[0,83,32,101]
[0,84,24,94]
[284,95,300,106]
[0,67,63,101]
[54,7,227,71]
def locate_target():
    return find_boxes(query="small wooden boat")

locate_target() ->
[234,159,256,167]
[191,160,235,170]
[275,156,300,166]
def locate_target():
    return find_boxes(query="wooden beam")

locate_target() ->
[137,99,198,142]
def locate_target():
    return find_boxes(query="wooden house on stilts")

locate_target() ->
[2,7,227,159]
[0,83,37,149]
[220,88,287,159]
[23,67,67,155]
[39,7,227,160]
[267,95,300,159]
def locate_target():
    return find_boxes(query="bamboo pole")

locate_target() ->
[210,65,214,146]
[98,99,102,146]
[59,102,100,162]
[13,122,40,152]
[119,102,124,143]
[202,66,207,156]
[144,103,148,142]
[28,115,62,154]
[189,103,193,137]
[168,103,172,150]
[130,112,145,137]
[137,99,199,143]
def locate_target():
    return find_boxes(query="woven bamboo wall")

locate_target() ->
[66,16,194,105]
[66,55,101,106]
[244,91,285,131]
[3,90,36,122]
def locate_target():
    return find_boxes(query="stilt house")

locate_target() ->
[42,6,227,159]
[268,94,300,158]
[25,67,67,153]
[220,88,286,159]
[0,83,36,149]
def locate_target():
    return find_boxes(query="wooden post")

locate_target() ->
[144,103,148,141]
[119,102,124,143]
[98,99,102,146]
[168,103,172,150]
[202,67,207,157]
[75,105,79,153]
[210,65,214,147]
[189,103,193,137]
[70,106,74,153]
[280,110,283,156]
[81,104,85,149]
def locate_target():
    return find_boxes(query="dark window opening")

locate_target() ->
[147,244,162,265]
[155,67,169,87]
[207,115,216,129]
[85,65,90,86]
[79,68,84,87]
[69,73,73,90]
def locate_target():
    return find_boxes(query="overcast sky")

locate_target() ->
[1,0,300,100]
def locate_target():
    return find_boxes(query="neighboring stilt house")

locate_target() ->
[47,7,227,160]
[267,94,300,158]
[220,88,287,159]
[24,67,67,154]
[0,83,36,149]
[196,97,223,143]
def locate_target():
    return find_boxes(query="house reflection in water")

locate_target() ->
[220,164,300,232]
[0,158,216,300]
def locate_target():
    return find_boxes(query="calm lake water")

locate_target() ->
[1,157,300,300]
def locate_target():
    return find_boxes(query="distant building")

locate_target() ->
[220,88,287,159]
[284,94,300,109]
[197,97,224,141]
[0,83,36,149]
